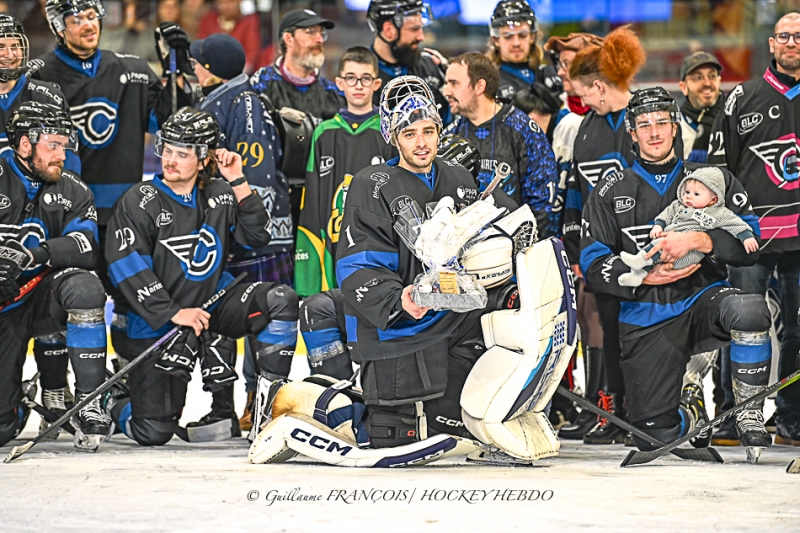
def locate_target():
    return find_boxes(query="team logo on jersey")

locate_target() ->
[0,194,9,209]
[621,225,653,250]
[390,194,415,217]
[157,211,173,227]
[749,134,800,190]
[320,156,335,177]
[71,98,119,149]
[43,193,72,209]
[159,225,222,281]
[328,175,352,243]
[370,172,390,199]
[577,157,626,190]
[613,196,635,213]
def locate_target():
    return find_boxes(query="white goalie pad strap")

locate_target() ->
[250,413,481,467]
[682,350,717,389]
[493,204,536,236]
[271,381,358,440]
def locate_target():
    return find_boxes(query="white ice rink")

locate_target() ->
[2,352,799,533]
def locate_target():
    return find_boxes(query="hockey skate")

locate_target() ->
[681,384,711,448]
[735,410,772,464]
[12,374,38,439]
[40,387,70,440]
[71,393,112,452]
[466,446,534,467]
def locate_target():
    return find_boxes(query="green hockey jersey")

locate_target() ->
[295,110,397,297]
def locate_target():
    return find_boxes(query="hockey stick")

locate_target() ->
[21,396,76,436]
[169,48,177,115]
[622,367,800,467]
[0,269,51,313]
[557,387,722,463]
[4,273,247,463]
[788,457,800,474]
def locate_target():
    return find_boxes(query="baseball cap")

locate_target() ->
[680,51,723,80]
[278,9,335,35]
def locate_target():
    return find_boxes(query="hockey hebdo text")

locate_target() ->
[246,487,554,506]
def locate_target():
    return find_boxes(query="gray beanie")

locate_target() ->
[677,166,726,206]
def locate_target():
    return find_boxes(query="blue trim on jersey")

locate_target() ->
[302,327,342,352]
[336,251,400,286]
[345,314,358,342]
[147,109,159,134]
[0,74,27,111]
[555,108,570,128]
[619,280,727,328]
[631,159,684,196]
[54,47,102,77]
[741,214,761,237]
[89,183,134,209]
[63,217,99,243]
[152,174,197,208]
[108,252,151,286]
[730,340,771,364]
[500,63,535,85]
[579,240,613,278]
[66,322,106,349]
[377,55,408,78]
[376,310,449,341]
[687,149,708,163]
[8,156,41,200]
[606,109,626,131]
[787,84,800,100]
[565,188,583,210]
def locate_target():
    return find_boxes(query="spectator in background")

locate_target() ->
[512,82,561,141]
[23,0,53,59]
[158,0,181,25]
[678,51,724,163]
[102,0,156,61]
[198,0,260,74]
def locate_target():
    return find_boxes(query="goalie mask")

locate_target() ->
[0,14,29,83]
[379,75,442,145]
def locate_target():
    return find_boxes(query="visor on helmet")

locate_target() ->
[154,131,209,161]
[28,127,78,152]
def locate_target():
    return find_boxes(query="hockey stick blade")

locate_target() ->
[787,457,800,474]
[4,273,247,463]
[557,387,722,463]
[622,367,800,467]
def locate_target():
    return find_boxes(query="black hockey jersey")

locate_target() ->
[497,62,561,104]
[105,176,271,338]
[563,109,636,263]
[446,104,560,237]
[28,47,191,224]
[335,156,516,361]
[372,49,451,124]
[708,65,800,254]
[0,157,99,313]
[295,110,397,297]
[580,159,759,337]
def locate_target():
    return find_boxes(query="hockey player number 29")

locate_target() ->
[235,141,265,168]
[116,228,136,251]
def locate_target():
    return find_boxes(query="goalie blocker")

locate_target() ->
[250,235,577,466]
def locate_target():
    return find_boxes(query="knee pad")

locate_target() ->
[461,238,577,460]
[632,412,683,451]
[719,293,771,333]
[731,330,771,391]
[301,292,352,380]
[365,405,418,449]
[129,417,178,447]
[58,270,107,310]
[247,284,300,325]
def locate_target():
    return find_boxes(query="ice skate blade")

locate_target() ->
[72,432,102,452]
[466,449,535,467]
[745,447,764,465]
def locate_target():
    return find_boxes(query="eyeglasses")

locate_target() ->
[685,71,720,83]
[339,74,375,87]
[298,27,328,42]
[774,32,800,44]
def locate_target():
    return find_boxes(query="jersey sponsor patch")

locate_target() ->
[71,98,119,149]
[613,196,635,213]
[159,225,223,281]
[749,134,799,189]
[370,171,390,199]
[68,232,92,253]
[738,112,763,134]
[0,194,9,209]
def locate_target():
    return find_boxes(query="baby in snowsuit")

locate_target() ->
[618,166,759,287]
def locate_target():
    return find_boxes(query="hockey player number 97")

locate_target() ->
[235,141,265,168]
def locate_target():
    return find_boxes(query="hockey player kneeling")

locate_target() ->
[0,102,110,452]
[249,76,576,467]
[104,109,299,446]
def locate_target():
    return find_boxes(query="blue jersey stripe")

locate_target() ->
[619,281,727,328]
[579,240,613,278]
[345,315,358,342]
[376,310,448,341]
[565,188,583,210]
[63,217,99,243]
[336,251,399,286]
[740,214,761,237]
[108,252,150,286]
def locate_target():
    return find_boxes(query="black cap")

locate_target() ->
[278,9,335,35]
[190,34,246,81]
[680,51,722,80]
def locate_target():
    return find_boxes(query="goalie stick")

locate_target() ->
[622,367,800,467]
[4,273,247,463]
[557,386,723,463]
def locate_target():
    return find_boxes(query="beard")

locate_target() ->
[777,52,800,72]
[391,41,422,67]
[32,153,63,183]
[298,48,325,71]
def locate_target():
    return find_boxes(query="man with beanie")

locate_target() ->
[678,52,724,163]
[189,33,293,434]
[250,9,345,231]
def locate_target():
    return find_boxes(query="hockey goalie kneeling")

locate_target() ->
[249,238,576,466]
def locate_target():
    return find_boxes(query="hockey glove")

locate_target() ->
[0,239,33,304]
[200,332,238,392]
[154,329,200,381]
[155,22,193,77]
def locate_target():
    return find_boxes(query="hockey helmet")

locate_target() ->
[45,0,106,35]
[489,0,537,38]
[438,134,480,178]
[366,0,433,33]
[379,75,442,145]
[0,14,28,83]
[625,87,680,131]
[155,107,220,160]
[6,101,78,152]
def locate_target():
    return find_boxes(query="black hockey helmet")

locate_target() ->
[45,0,106,35]
[6,101,78,151]
[490,0,537,37]
[155,107,220,160]
[625,87,680,131]
[366,0,433,33]
[0,14,28,83]
[439,134,480,178]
